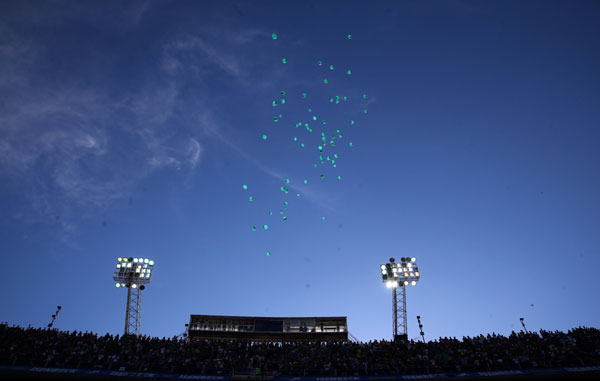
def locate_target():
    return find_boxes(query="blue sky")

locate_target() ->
[0,0,599,342]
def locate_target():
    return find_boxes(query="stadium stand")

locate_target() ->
[1,323,599,380]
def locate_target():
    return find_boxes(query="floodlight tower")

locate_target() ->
[380,257,420,341]
[47,305,62,328]
[113,257,155,336]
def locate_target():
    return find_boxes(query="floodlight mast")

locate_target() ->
[416,315,425,343]
[47,305,62,328]
[113,257,155,336]
[393,283,407,339]
[380,257,420,342]
[124,273,142,335]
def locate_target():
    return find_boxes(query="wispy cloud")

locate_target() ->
[173,38,243,78]
[197,113,337,210]
[0,34,206,233]
[161,25,270,85]
[188,138,203,168]
[0,5,283,237]
[146,137,203,170]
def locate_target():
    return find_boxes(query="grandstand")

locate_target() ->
[187,315,348,342]
[1,323,599,380]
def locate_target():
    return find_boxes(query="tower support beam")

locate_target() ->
[393,285,407,340]
[125,286,142,336]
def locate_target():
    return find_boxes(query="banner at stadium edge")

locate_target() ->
[2,365,600,380]
[275,366,600,381]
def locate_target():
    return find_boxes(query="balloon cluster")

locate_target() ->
[243,33,370,256]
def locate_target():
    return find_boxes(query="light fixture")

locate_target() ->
[380,256,422,341]
[113,256,155,336]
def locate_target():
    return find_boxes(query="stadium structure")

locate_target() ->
[187,315,348,342]
[113,257,155,336]
[1,255,599,381]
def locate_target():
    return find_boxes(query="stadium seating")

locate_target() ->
[1,323,599,377]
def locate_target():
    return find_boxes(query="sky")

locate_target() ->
[1,0,599,343]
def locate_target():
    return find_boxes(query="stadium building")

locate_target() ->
[187,315,348,342]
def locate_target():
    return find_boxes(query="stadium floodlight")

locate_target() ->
[380,257,421,341]
[416,315,425,343]
[47,305,62,328]
[520,317,529,334]
[113,257,155,336]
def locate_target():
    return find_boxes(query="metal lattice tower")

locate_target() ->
[392,285,407,337]
[380,257,420,341]
[125,284,142,335]
[113,257,155,336]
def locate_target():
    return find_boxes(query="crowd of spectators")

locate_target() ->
[1,323,599,376]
